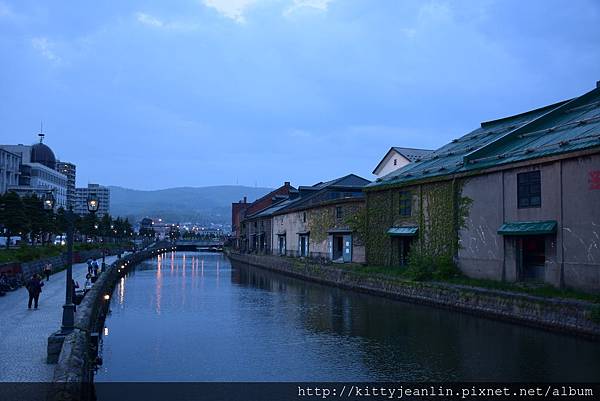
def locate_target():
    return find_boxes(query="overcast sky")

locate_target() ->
[1,0,599,190]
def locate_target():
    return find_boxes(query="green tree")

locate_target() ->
[23,195,45,244]
[0,192,28,248]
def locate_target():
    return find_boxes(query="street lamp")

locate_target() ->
[87,196,99,213]
[60,195,99,333]
[42,191,55,211]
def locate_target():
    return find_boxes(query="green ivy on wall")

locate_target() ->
[365,179,472,273]
[308,208,335,243]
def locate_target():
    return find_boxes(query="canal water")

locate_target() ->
[96,252,600,382]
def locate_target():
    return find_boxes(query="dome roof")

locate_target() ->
[31,142,56,169]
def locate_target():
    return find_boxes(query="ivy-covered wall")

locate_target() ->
[365,179,471,267]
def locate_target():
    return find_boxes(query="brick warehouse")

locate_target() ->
[365,82,600,293]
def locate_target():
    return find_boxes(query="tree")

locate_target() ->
[55,207,69,235]
[0,192,28,248]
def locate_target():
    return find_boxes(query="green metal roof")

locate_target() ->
[497,220,557,236]
[387,226,419,236]
[368,84,600,190]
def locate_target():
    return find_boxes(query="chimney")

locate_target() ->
[284,181,290,186]
[243,196,247,203]
[597,80,600,89]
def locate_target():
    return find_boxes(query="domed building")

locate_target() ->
[30,141,57,169]
[0,135,68,209]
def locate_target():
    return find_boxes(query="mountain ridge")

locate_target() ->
[109,185,273,225]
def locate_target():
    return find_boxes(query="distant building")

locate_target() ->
[267,174,371,262]
[56,161,76,209]
[231,196,248,247]
[0,148,21,194]
[0,139,68,208]
[231,182,297,252]
[75,183,110,217]
[372,147,433,178]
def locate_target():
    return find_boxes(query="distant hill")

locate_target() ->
[109,185,273,225]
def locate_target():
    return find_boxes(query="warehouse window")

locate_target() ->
[518,171,541,208]
[399,191,412,217]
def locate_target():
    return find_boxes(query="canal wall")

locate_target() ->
[49,242,176,401]
[228,252,600,340]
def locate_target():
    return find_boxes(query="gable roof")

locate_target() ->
[248,174,371,219]
[372,147,433,174]
[368,83,600,190]
[298,173,371,192]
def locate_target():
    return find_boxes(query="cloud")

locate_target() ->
[135,12,200,31]
[31,37,61,63]
[0,1,15,19]
[284,0,333,16]
[136,12,164,28]
[202,0,258,23]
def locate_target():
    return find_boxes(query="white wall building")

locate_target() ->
[372,147,433,178]
[0,141,68,209]
[0,148,21,194]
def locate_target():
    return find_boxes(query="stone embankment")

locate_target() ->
[228,252,600,340]
[49,242,176,401]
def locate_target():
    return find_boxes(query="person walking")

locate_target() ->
[87,258,93,275]
[92,259,99,277]
[26,274,44,309]
[43,263,52,281]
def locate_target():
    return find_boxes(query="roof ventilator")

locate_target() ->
[525,148,535,154]
[558,140,570,147]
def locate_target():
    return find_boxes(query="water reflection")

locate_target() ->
[97,252,600,382]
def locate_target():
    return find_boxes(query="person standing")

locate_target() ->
[26,274,44,309]
[72,279,80,312]
[43,263,52,281]
[87,258,93,275]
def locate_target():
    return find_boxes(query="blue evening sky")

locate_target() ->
[1,0,599,190]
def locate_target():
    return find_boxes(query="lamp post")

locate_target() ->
[59,194,99,333]
[42,191,54,248]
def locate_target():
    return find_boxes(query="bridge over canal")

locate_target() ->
[174,239,225,251]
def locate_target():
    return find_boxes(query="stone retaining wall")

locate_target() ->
[228,252,600,339]
[1,248,125,279]
[49,242,175,401]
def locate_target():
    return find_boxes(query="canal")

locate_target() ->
[96,251,600,382]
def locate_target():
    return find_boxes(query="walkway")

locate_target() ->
[0,255,120,382]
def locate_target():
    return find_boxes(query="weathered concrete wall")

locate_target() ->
[458,153,600,292]
[228,252,600,339]
[459,172,504,280]
[562,154,600,291]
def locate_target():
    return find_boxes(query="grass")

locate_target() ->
[0,242,132,264]
[336,263,600,304]
[443,276,600,303]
